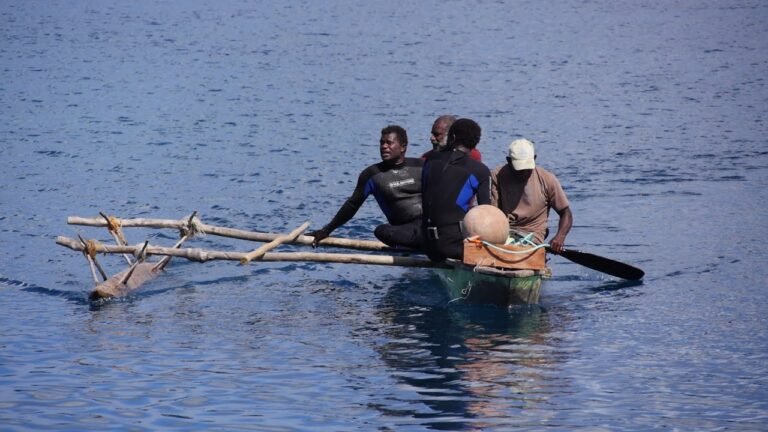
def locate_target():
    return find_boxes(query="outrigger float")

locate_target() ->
[57,212,643,307]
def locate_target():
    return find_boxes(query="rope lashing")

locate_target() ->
[132,242,149,261]
[105,216,121,233]
[100,213,129,246]
[84,239,101,259]
[186,248,209,262]
[179,212,202,239]
[179,224,191,238]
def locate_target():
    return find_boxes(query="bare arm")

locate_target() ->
[549,206,572,254]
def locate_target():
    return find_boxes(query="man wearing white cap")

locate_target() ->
[490,138,572,253]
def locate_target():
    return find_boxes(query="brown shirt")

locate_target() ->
[491,165,570,243]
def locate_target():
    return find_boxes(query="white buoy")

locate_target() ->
[463,205,509,244]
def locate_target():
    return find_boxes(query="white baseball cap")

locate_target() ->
[507,139,535,170]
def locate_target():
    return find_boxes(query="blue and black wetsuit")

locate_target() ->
[422,149,491,261]
[321,157,424,249]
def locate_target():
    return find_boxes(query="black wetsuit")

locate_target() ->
[422,150,491,261]
[322,158,424,249]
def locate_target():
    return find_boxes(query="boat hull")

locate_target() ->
[437,261,546,307]
[89,262,161,301]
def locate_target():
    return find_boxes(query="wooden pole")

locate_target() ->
[66,215,392,252]
[121,241,149,284]
[87,255,108,282]
[56,236,450,269]
[240,221,310,264]
[153,232,192,271]
[86,256,101,284]
[78,234,108,281]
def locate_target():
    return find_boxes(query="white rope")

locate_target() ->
[447,280,474,304]
[481,239,549,255]
[187,216,205,238]
[505,231,538,245]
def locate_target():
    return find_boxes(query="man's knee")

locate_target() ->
[375,223,423,250]
[374,224,391,239]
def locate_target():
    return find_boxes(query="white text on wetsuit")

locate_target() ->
[388,178,416,189]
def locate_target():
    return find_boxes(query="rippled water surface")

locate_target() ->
[1,0,767,430]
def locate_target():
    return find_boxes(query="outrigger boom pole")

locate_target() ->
[56,236,448,269]
[67,215,392,252]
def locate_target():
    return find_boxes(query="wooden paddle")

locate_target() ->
[546,247,644,280]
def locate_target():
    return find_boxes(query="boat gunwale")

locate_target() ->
[445,259,549,279]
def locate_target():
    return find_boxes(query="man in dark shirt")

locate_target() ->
[421,114,482,161]
[421,114,456,159]
[309,125,424,250]
[422,118,491,261]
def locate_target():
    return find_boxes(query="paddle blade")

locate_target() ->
[557,248,645,280]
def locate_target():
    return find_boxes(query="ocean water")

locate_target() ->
[1,0,767,430]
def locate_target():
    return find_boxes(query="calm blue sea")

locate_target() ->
[1,0,767,430]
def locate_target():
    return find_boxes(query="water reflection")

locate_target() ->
[374,274,571,430]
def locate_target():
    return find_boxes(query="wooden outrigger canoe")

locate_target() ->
[59,212,642,307]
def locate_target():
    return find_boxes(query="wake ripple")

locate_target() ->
[0,274,88,305]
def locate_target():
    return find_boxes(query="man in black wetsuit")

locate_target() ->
[308,125,424,250]
[422,118,491,261]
